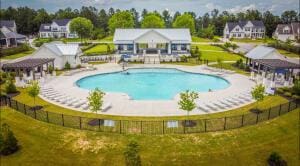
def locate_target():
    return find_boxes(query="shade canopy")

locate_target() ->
[252,59,299,70]
[2,58,54,70]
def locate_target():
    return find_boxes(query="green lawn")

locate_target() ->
[209,63,250,76]
[201,51,243,62]
[2,50,34,60]
[192,44,225,51]
[1,106,298,165]
[277,49,300,58]
[232,38,275,43]
[98,36,113,42]
[88,61,108,65]
[84,44,114,55]
[192,36,213,42]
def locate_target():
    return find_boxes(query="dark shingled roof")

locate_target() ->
[39,23,52,32]
[227,20,265,32]
[0,20,15,28]
[253,59,300,69]
[53,19,71,26]
[2,58,55,69]
[291,22,300,35]
[276,24,293,35]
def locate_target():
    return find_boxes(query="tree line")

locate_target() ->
[1,6,298,38]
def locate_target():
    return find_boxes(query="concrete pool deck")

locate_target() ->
[40,63,256,116]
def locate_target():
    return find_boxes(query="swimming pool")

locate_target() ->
[76,68,230,100]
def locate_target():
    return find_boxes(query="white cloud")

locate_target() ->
[227,4,256,13]
[205,3,222,11]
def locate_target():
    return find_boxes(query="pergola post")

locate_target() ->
[40,65,43,77]
[32,67,35,80]
[272,70,276,82]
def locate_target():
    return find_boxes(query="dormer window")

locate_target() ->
[236,28,239,32]
[283,29,289,34]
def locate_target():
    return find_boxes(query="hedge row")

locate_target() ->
[0,44,31,57]
[268,42,300,55]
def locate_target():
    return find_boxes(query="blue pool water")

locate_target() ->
[76,68,230,100]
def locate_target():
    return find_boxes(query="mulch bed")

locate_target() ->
[29,105,43,111]
[88,119,104,126]
[250,108,263,114]
[182,120,197,127]
[6,91,20,98]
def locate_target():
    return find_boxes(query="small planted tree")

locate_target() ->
[87,88,105,113]
[124,139,141,166]
[64,61,71,70]
[251,84,265,112]
[178,90,198,125]
[27,81,40,109]
[231,43,239,51]
[4,79,17,94]
[217,57,223,70]
[0,123,19,155]
[267,152,287,166]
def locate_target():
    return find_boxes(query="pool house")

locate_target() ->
[113,29,191,56]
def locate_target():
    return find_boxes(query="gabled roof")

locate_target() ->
[43,42,80,56]
[39,23,52,32]
[227,20,265,32]
[275,24,293,35]
[113,29,191,43]
[53,19,71,26]
[245,45,283,59]
[0,26,26,39]
[291,22,300,35]
[0,20,15,28]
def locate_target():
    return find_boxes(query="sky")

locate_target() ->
[2,0,299,16]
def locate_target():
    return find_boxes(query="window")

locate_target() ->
[233,34,236,37]
[238,34,241,37]
[236,28,239,32]
[171,44,177,50]
[127,44,133,50]
[181,44,187,50]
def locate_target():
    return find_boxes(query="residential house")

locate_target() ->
[223,20,265,39]
[0,20,26,48]
[273,22,300,42]
[39,19,77,38]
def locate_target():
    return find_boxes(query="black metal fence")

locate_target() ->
[1,96,299,135]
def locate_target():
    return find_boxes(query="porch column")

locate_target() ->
[133,43,137,54]
[6,38,9,47]
[168,42,171,54]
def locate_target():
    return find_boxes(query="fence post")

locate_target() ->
[79,117,82,129]
[288,101,291,112]
[24,104,27,115]
[140,121,143,134]
[241,114,244,127]
[46,111,49,122]
[162,120,165,134]
[183,120,186,134]
[34,110,37,119]
[204,119,207,132]
[98,119,101,130]
[256,113,259,124]
[119,120,122,134]
[224,117,227,130]
[15,101,19,110]
[268,108,271,119]
[8,98,11,107]
[4,96,7,106]
[279,104,282,116]
[62,114,64,126]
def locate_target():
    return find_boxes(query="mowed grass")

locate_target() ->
[192,36,213,42]
[12,87,288,120]
[209,62,250,76]
[2,50,34,60]
[193,44,225,51]
[84,44,114,55]
[277,49,300,58]
[1,106,298,165]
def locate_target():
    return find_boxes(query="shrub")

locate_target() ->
[180,55,188,62]
[283,92,292,97]
[0,44,31,57]
[64,61,71,70]
[267,152,287,166]
[124,139,141,166]
[76,64,82,69]
[292,95,300,100]
[212,37,220,43]
[292,80,300,95]
[87,88,105,112]
[5,80,17,94]
[276,88,284,94]
[0,123,19,155]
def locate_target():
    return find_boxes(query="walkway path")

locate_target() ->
[41,63,256,117]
